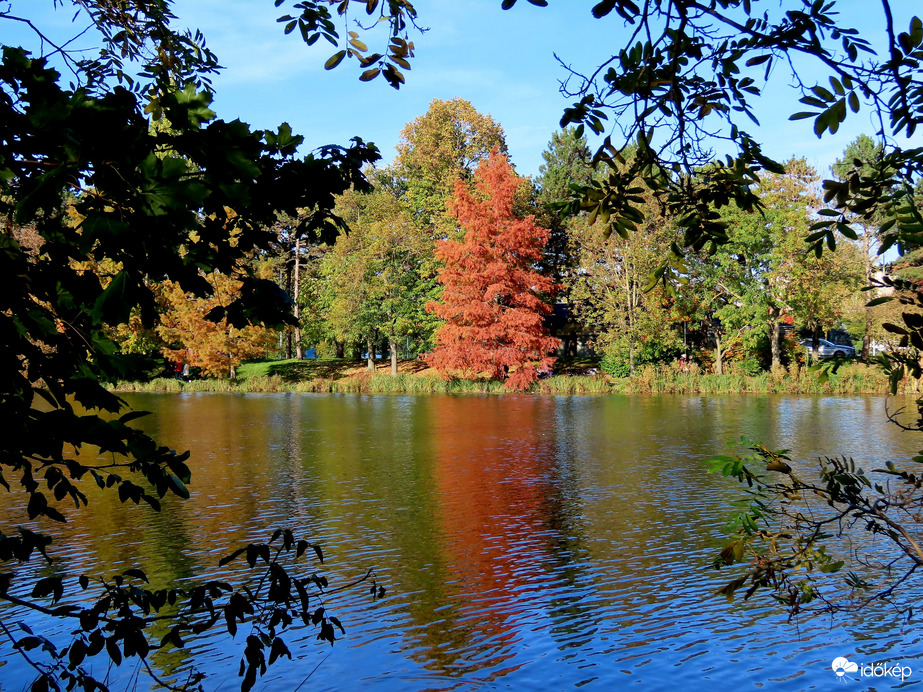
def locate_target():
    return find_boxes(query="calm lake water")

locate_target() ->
[2,393,922,690]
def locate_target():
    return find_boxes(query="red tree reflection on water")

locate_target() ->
[423,395,564,675]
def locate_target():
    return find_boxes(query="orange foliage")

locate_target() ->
[158,273,276,378]
[427,149,559,390]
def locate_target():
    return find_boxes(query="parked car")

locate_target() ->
[800,338,857,358]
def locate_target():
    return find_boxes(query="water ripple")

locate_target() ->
[1,394,920,690]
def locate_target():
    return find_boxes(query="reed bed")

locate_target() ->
[113,362,912,397]
[620,362,907,396]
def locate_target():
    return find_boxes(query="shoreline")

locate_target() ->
[111,361,914,397]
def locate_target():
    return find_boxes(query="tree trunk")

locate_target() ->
[278,266,286,353]
[335,340,345,359]
[283,257,293,360]
[862,242,873,358]
[294,236,302,360]
[366,335,375,372]
[769,313,782,370]
[715,331,724,375]
[627,273,636,376]
[390,329,398,376]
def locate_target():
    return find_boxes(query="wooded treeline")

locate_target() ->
[108,99,913,389]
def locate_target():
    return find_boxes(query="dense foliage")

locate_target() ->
[323,182,436,373]
[1,2,380,689]
[427,150,559,390]
[396,98,508,238]
[157,273,278,379]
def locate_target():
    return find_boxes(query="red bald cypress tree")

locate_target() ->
[427,149,559,390]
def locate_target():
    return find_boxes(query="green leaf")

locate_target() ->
[16,636,42,651]
[106,638,122,666]
[837,223,858,240]
[91,270,144,325]
[31,577,63,603]
[813,111,829,137]
[591,0,616,18]
[324,50,347,70]
[167,474,190,499]
[269,637,291,664]
[119,410,150,424]
[745,54,771,67]
[811,85,835,102]
[865,296,893,307]
[819,559,845,573]
[848,91,860,113]
[225,605,238,637]
[799,95,828,108]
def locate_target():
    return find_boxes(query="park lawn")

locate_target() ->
[235,357,438,382]
[234,356,601,383]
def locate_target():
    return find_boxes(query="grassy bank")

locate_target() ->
[610,362,908,395]
[112,359,914,396]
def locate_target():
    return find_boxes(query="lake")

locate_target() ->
[1,393,921,690]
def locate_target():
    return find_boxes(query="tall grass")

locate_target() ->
[113,376,288,393]
[535,375,613,395]
[293,373,508,394]
[112,363,911,396]
[114,373,509,395]
[619,362,907,395]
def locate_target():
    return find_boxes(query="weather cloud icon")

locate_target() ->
[832,657,859,678]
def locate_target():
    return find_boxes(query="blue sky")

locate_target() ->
[5,1,922,179]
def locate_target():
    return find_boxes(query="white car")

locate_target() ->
[800,338,857,358]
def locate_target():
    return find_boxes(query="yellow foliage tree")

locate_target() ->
[157,273,276,378]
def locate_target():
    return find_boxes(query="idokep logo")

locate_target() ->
[831,656,913,682]
[832,657,858,678]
